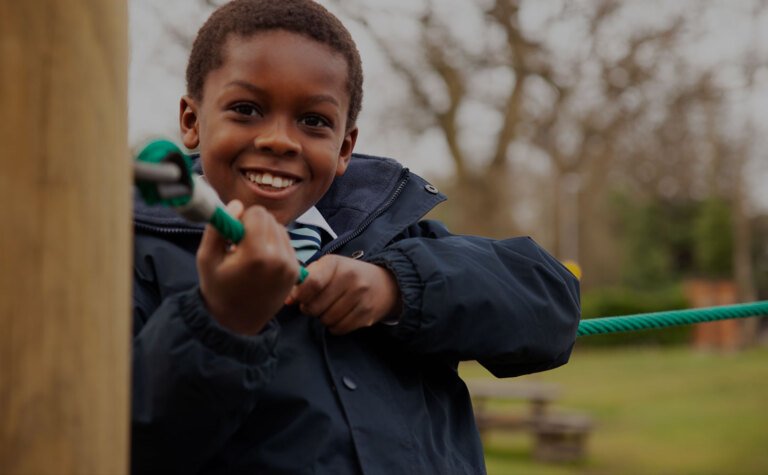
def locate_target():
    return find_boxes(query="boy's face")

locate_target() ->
[180,30,358,225]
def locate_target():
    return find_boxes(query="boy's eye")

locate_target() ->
[231,103,261,117]
[300,114,331,129]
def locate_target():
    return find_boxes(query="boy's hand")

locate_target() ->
[285,255,401,335]
[198,200,299,336]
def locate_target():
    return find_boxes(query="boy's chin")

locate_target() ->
[267,207,308,227]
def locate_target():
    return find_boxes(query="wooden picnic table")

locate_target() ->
[467,380,561,431]
[466,379,593,463]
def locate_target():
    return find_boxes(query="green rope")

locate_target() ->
[210,207,245,244]
[577,300,768,337]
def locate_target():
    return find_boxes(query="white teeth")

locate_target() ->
[245,171,295,189]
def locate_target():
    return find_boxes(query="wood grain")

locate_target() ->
[0,1,129,473]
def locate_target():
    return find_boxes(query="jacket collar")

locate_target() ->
[133,153,446,242]
[294,206,337,240]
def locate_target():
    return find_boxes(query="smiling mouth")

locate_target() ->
[243,171,298,191]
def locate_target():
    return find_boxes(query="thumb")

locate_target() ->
[224,199,245,220]
[198,199,244,265]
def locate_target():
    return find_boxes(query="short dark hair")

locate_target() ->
[186,0,363,129]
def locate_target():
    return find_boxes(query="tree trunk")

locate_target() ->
[0,1,130,474]
[450,163,517,239]
[732,184,758,344]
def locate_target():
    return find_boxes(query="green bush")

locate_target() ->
[610,192,736,286]
[693,198,733,277]
[579,285,691,347]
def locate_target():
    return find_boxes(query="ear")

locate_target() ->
[179,95,200,150]
[335,126,358,177]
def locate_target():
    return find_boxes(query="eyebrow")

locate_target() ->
[225,80,264,95]
[224,80,340,108]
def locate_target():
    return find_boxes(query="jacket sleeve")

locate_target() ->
[369,220,580,378]
[131,249,279,473]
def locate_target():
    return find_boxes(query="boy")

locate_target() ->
[132,1,580,473]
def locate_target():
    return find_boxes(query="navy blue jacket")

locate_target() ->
[132,153,580,474]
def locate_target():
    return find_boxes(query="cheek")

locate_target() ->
[200,151,234,193]
[308,159,339,199]
[322,143,344,176]
[321,158,340,184]
[201,132,238,172]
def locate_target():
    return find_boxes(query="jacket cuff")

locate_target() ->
[369,248,424,336]
[177,287,279,367]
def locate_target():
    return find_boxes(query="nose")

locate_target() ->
[253,117,301,157]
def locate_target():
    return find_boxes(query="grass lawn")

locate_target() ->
[460,345,768,475]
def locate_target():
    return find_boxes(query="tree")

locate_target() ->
[149,0,766,290]
[325,0,766,290]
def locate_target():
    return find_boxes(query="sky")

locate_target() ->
[128,0,768,212]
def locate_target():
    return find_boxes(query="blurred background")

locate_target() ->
[129,1,768,473]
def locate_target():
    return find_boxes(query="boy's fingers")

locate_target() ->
[288,256,336,309]
[328,307,371,335]
[198,224,227,267]
[284,290,297,306]
[197,199,244,267]
[317,292,356,327]
[289,256,338,316]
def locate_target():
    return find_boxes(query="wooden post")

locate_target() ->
[684,279,744,352]
[0,1,129,474]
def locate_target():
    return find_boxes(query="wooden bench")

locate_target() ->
[466,380,593,463]
[532,413,593,463]
[468,380,560,432]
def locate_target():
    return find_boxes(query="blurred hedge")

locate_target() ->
[579,285,691,346]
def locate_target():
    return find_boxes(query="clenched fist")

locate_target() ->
[198,200,300,335]
[285,255,402,335]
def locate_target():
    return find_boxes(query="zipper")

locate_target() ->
[323,168,410,255]
[134,166,411,246]
[134,220,203,236]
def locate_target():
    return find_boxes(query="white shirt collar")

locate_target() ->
[294,206,337,239]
